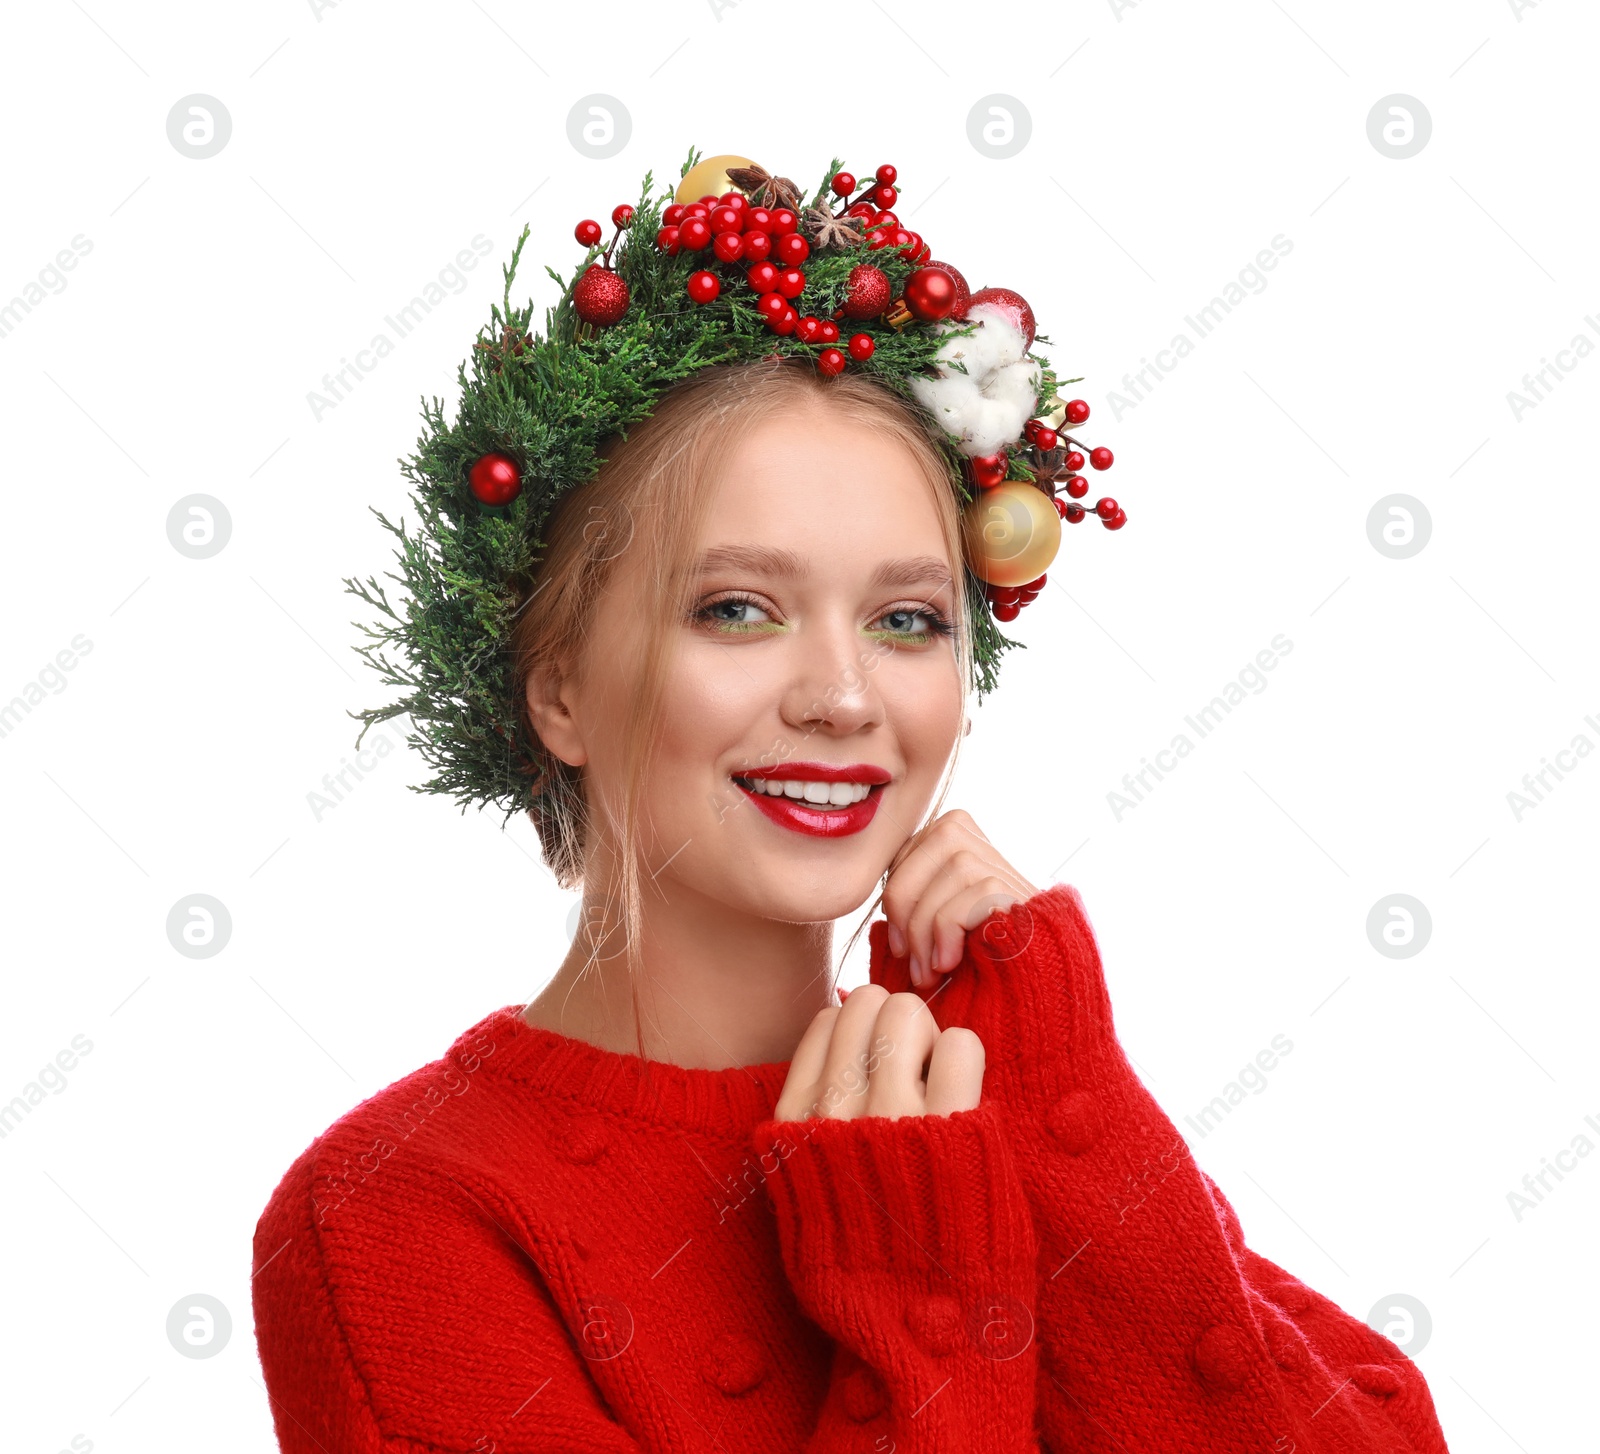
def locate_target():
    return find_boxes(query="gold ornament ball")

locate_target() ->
[962,481,1062,588]
[675,154,758,205]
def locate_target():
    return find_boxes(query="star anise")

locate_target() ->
[1023,445,1073,492]
[725,163,801,209]
[802,206,864,251]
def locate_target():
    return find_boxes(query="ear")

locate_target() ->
[524,657,588,769]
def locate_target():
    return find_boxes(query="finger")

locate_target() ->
[815,983,891,1119]
[774,1005,841,1121]
[925,873,1039,980]
[884,812,1017,973]
[861,992,941,1120]
[923,1026,985,1116]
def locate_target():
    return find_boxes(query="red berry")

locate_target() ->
[1065,476,1089,499]
[771,303,798,335]
[848,332,875,360]
[1095,497,1119,520]
[873,210,899,231]
[1026,574,1047,590]
[796,315,823,343]
[775,266,806,299]
[1064,503,1087,523]
[770,207,798,236]
[993,601,1021,622]
[1034,427,1058,451]
[832,171,856,197]
[756,291,787,322]
[1090,446,1114,471]
[571,264,629,326]
[719,191,748,217]
[818,320,839,343]
[742,231,772,262]
[1024,419,1040,441]
[1065,450,1085,471]
[575,219,602,247]
[774,232,809,265]
[970,452,1008,489]
[611,204,634,229]
[747,261,780,293]
[1064,399,1090,425]
[697,194,720,207]
[817,347,846,377]
[1053,498,1067,518]
[745,207,773,234]
[875,184,899,209]
[679,216,712,250]
[686,270,721,304]
[712,230,745,263]
[662,204,685,226]
[867,228,895,251]
[845,201,875,221]
[875,163,897,185]
[1105,508,1127,530]
[655,225,681,255]
[468,452,522,506]
[710,205,742,234]
[680,202,709,221]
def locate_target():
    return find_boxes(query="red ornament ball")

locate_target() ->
[817,347,846,377]
[774,266,806,299]
[574,219,602,247]
[1090,446,1114,470]
[832,171,856,197]
[876,163,898,185]
[1064,399,1091,425]
[679,216,712,251]
[572,265,629,326]
[921,260,970,318]
[468,452,521,506]
[712,230,745,263]
[903,267,958,321]
[611,204,634,229]
[687,270,721,304]
[848,332,875,360]
[747,261,779,293]
[842,263,891,319]
[965,286,1036,350]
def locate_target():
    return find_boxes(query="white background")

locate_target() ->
[1,0,1594,1448]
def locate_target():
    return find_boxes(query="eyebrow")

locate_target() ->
[686,545,954,592]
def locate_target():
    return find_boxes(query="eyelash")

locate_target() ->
[694,591,954,641]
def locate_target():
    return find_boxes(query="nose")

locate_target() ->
[778,613,887,737]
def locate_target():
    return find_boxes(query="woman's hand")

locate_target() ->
[883,809,1041,990]
[774,985,985,1122]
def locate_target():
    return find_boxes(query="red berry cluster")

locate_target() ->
[966,398,1126,533]
[830,163,932,266]
[984,574,1047,623]
[570,204,639,326]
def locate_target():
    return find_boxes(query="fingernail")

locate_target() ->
[887,922,905,957]
[909,955,922,986]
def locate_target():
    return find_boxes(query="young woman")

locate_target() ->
[252,158,1451,1453]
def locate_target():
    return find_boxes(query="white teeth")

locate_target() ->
[737,776,874,806]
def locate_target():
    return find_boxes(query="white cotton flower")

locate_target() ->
[909,306,1041,457]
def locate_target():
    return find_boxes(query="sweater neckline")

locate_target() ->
[452,1003,794,1137]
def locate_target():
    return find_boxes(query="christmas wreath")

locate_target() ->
[344,147,1125,822]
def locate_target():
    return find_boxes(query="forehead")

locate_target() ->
[686,544,955,592]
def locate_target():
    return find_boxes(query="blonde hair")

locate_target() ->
[510,355,973,1061]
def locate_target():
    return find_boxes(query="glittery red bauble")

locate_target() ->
[842,263,891,319]
[903,267,957,321]
[572,265,629,326]
[965,286,1035,349]
[468,452,521,506]
[921,260,970,318]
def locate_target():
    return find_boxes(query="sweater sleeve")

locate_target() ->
[749,1098,1042,1453]
[867,885,1451,1454]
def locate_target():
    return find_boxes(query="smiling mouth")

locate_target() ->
[728,774,888,838]
[730,775,884,809]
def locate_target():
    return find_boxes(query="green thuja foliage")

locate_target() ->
[345,146,1059,821]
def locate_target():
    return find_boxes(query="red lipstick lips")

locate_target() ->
[732,761,890,838]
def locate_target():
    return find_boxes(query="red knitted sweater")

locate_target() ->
[251,884,1450,1452]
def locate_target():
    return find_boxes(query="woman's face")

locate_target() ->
[545,401,966,925]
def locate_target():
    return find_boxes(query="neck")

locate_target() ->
[522,875,839,1070]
